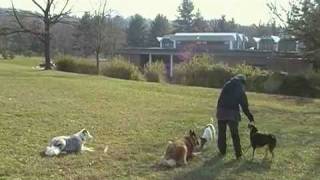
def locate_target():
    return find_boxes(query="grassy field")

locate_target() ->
[0,57,319,180]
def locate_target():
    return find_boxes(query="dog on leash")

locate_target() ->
[159,130,199,168]
[199,118,217,150]
[44,129,94,156]
[248,123,277,159]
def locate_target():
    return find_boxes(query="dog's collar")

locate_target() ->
[185,136,196,147]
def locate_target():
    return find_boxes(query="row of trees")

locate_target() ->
[0,0,281,70]
[268,0,320,70]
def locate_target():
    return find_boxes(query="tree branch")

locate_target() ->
[50,10,71,24]
[267,0,288,27]
[46,0,55,13]
[22,11,44,19]
[10,1,45,41]
[0,28,29,36]
[31,0,46,13]
[49,0,71,24]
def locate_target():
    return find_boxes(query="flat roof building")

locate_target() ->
[157,32,248,51]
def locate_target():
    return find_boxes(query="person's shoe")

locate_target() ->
[236,155,242,160]
[218,152,226,158]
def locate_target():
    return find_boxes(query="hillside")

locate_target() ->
[0,57,319,180]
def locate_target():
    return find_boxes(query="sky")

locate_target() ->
[0,0,290,25]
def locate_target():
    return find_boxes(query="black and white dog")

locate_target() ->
[199,118,217,149]
[44,129,94,156]
[248,123,277,159]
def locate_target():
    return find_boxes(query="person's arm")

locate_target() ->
[240,91,254,122]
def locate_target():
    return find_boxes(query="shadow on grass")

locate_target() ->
[173,154,225,180]
[39,150,77,158]
[231,159,272,174]
[174,154,272,180]
[275,96,314,105]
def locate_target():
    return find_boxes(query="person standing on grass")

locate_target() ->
[216,74,254,159]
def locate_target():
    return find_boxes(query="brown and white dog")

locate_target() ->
[160,130,199,168]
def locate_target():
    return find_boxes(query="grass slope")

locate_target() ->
[0,57,319,180]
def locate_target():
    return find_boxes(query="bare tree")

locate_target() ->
[74,8,126,67]
[9,0,71,69]
[92,0,111,73]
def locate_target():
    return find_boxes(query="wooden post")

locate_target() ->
[149,53,152,65]
[229,40,233,50]
[170,54,173,77]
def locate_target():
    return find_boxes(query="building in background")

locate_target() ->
[253,36,280,51]
[253,35,303,53]
[118,32,311,77]
[157,32,248,51]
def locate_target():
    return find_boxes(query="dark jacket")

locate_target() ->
[216,77,254,122]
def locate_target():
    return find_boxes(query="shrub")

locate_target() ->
[172,63,187,84]
[207,64,233,88]
[246,74,270,93]
[262,72,286,93]
[55,55,97,75]
[306,72,320,88]
[231,64,269,77]
[23,50,33,57]
[173,55,232,88]
[226,64,270,92]
[101,57,143,81]
[76,62,97,75]
[279,75,317,97]
[1,50,8,59]
[183,55,213,86]
[144,61,166,82]
[56,56,77,72]
[8,51,15,59]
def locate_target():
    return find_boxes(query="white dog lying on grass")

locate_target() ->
[44,129,94,156]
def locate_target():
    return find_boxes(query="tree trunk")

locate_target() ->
[111,39,116,57]
[44,21,51,70]
[96,49,100,74]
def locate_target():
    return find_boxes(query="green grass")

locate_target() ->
[0,57,319,180]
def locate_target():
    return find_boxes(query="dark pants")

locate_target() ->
[217,120,242,158]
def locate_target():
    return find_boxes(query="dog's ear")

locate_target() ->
[191,130,196,137]
[248,124,258,133]
[253,126,258,133]
[248,123,255,129]
[82,129,88,134]
[189,130,193,136]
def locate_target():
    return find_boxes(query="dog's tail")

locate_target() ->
[210,117,217,138]
[159,158,176,168]
[206,124,217,141]
[159,141,177,168]
[44,146,61,156]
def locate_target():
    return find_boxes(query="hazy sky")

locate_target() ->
[0,0,289,25]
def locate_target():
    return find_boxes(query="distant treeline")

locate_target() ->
[0,2,281,58]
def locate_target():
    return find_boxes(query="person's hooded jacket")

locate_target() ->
[216,75,254,122]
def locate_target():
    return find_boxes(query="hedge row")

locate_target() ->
[173,55,320,97]
[55,55,98,75]
[55,56,165,82]
[55,55,320,98]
